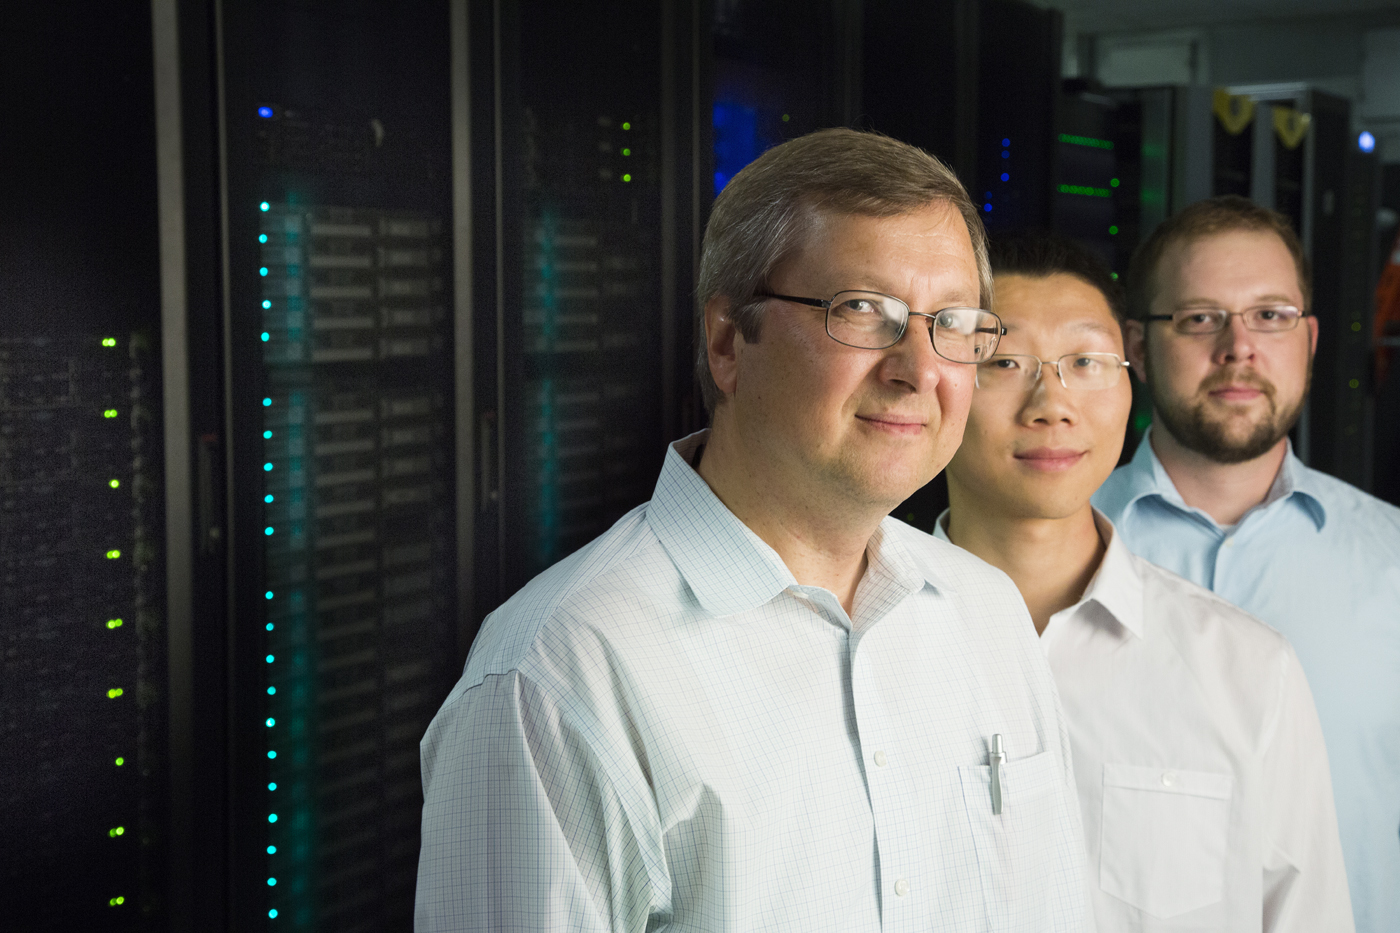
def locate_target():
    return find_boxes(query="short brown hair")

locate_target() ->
[1126,195,1311,321]
[695,128,991,412]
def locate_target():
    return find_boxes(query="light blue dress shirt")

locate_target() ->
[1094,430,1400,933]
[416,431,1093,932]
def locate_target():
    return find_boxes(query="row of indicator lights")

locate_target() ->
[620,122,633,182]
[262,381,279,914]
[986,139,1013,212]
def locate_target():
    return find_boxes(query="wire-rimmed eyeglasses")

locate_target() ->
[1146,305,1305,335]
[975,352,1130,391]
[756,290,1005,364]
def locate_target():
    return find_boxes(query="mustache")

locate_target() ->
[1199,367,1276,400]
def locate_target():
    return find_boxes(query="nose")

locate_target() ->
[1022,361,1077,425]
[1213,313,1258,365]
[880,313,947,393]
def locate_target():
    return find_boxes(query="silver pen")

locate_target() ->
[989,733,1004,815]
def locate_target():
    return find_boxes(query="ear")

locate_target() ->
[1306,312,1319,356]
[1123,319,1150,385]
[705,296,741,398]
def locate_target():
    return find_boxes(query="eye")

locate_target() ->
[1256,307,1281,321]
[986,356,1022,371]
[839,298,879,315]
[1070,355,1103,370]
[1185,312,1216,325]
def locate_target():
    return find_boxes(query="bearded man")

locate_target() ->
[1094,195,1400,933]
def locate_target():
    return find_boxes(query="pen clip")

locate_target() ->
[989,733,1004,815]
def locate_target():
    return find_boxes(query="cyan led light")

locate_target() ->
[263,397,272,406]
[265,654,274,663]
[268,813,278,822]
[264,463,273,471]
[267,845,277,854]
[270,910,279,919]
[260,267,269,277]
[264,430,273,439]
[260,202,270,212]
[269,782,277,791]
[261,332,270,342]
[268,878,277,886]
[265,526,274,536]
[266,622,274,632]
[265,590,274,599]
[266,718,275,727]
[259,234,269,243]
[265,494,275,503]
[268,751,277,760]
[267,686,276,695]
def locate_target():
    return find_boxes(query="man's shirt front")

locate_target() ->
[1095,432,1400,933]
[416,432,1091,932]
[937,509,1352,931]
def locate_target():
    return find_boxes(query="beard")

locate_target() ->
[1151,365,1309,465]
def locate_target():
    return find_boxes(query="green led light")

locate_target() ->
[1111,272,1120,281]
[1349,378,1360,389]
[1110,178,1120,187]
[107,687,123,698]
[782,114,791,122]
[1109,225,1119,235]
[115,757,125,766]
[109,896,125,906]
[621,173,632,182]
[103,409,119,418]
[1352,321,1362,332]
[621,148,631,156]
[106,549,122,559]
[101,338,117,348]
[1058,133,1113,150]
[107,618,123,629]
[1058,184,1112,198]
[109,479,120,488]
[109,826,125,837]
[621,122,631,130]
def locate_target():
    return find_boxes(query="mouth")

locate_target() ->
[856,413,927,436]
[1207,384,1266,403]
[1013,447,1087,472]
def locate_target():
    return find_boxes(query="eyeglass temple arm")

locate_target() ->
[755,292,830,309]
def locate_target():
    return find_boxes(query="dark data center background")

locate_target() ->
[1,1,1394,931]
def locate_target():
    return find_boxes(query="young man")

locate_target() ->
[416,132,1092,932]
[940,232,1352,931]
[1095,197,1400,933]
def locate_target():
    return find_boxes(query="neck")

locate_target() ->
[944,492,1104,635]
[696,415,877,618]
[1148,422,1287,526]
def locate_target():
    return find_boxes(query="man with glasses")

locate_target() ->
[937,231,1351,931]
[1094,196,1400,932]
[416,130,1093,932]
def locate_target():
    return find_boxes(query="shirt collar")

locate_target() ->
[647,431,951,617]
[1115,426,1327,531]
[933,507,1143,638]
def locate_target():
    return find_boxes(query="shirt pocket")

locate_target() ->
[1099,763,1233,920]
[958,750,1062,932]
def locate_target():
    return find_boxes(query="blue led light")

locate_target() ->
[258,106,274,118]
[264,463,273,472]
[266,622,274,631]
[263,299,272,309]
[1000,173,1010,182]
[261,332,270,342]
[984,203,992,212]
[259,267,269,277]
[263,397,272,407]
[265,494,274,503]
[267,845,277,854]
[266,718,275,727]
[267,686,276,695]
[266,654,275,663]
[265,590,274,599]
[1001,150,1009,159]
[269,782,277,791]
[1002,138,1010,147]
[1359,131,1376,153]
[260,202,270,212]
[265,526,274,536]
[268,813,278,822]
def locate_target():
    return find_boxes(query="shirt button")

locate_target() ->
[1223,537,1234,548]
[873,751,888,768]
[1162,771,1177,787]
[894,879,910,897]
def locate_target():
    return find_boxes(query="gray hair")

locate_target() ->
[696,127,992,412]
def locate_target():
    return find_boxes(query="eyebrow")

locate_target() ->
[1174,294,1297,308]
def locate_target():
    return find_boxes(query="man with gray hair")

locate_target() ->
[416,129,1092,932]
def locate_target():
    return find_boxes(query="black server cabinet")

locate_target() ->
[212,3,460,929]
[470,0,705,614]
[1,4,167,931]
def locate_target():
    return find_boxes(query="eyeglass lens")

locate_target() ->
[975,353,1125,391]
[825,291,1000,362]
[1173,306,1301,334]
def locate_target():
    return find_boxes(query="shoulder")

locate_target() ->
[885,517,1035,634]
[1131,550,1290,660]
[1302,466,1400,550]
[459,501,683,693]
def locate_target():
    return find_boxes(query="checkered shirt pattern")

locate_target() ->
[416,432,1093,932]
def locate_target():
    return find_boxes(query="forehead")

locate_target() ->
[1158,228,1303,302]
[992,273,1120,343]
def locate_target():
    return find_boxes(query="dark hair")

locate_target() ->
[696,128,989,413]
[1126,195,1311,321]
[987,230,1124,320]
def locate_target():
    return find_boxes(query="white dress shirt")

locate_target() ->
[417,432,1093,932]
[936,510,1352,932]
